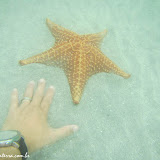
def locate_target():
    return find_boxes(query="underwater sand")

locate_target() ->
[0,0,160,159]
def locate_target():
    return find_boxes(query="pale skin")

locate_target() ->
[0,79,78,159]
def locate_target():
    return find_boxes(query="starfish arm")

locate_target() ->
[88,48,130,78]
[19,48,54,66]
[19,42,73,67]
[65,53,89,104]
[46,18,78,45]
[84,29,107,48]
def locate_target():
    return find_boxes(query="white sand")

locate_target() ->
[0,0,159,159]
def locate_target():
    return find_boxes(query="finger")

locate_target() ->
[49,125,79,143]
[41,86,55,117]
[10,88,18,110]
[32,79,46,106]
[20,81,35,107]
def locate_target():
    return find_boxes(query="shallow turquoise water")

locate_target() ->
[0,0,160,159]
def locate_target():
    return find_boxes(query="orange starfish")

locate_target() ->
[19,18,130,104]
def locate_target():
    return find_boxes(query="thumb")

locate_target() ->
[49,125,79,143]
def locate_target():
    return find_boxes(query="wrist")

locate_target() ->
[0,130,29,159]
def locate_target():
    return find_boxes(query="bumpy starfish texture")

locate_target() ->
[19,18,130,104]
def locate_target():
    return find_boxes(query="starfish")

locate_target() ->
[19,18,130,104]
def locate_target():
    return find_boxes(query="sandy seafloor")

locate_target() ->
[0,0,160,159]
